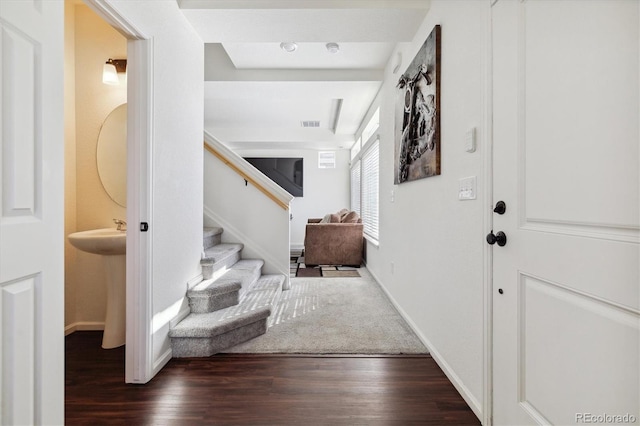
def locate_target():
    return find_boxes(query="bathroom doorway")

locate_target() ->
[63,0,127,342]
[64,0,153,384]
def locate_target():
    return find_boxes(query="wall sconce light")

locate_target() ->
[103,58,127,85]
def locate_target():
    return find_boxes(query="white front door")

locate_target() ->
[0,1,64,424]
[491,1,639,425]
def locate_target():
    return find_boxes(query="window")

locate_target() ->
[361,140,379,240]
[350,160,361,216]
[361,108,380,144]
[351,108,380,242]
[350,137,361,161]
[318,151,336,169]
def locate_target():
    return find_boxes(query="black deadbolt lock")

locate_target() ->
[493,201,506,215]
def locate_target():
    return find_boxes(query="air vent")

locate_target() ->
[301,121,320,128]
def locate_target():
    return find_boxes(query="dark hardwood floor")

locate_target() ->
[66,332,480,425]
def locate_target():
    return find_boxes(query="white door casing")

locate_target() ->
[0,1,65,425]
[491,1,640,425]
[83,0,154,384]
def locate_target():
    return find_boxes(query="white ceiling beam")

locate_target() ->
[182,9,427,42]
[208,127,356,149]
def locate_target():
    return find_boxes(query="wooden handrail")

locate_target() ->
[204,142,289,210]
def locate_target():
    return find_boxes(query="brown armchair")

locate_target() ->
[303,215,363,267]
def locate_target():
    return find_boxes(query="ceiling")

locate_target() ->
[178,0,430,150]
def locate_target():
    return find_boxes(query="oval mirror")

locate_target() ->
[97,103,127,207]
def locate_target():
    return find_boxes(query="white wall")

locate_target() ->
[233,148,351,248]
[107,0,204,364]
[65,3,128,332]
[365,0,488,418]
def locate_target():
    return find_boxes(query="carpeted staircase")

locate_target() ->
[169,227,285,357]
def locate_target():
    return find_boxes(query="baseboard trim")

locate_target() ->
[152,347,173,377]
[420,328,483,422]
[186,273,203,291]
[366,266,483,422]
[171,306,191,329]
[65,321,105,336]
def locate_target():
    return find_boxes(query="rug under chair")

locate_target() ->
[290,249,361,278]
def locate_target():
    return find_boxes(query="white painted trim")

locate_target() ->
[366,267,483,422]
[186,273,204,291]
[152,348,173,378]
[83,0,148,39]
[86,0,155,385]
[290,243,305,251]
[204,205,291,291]
[364,233,380,248]
[171,276,200,329]
[125,36,154,385]
[171,307,192,329]
[64,322,105,336]
[483,1,495,425]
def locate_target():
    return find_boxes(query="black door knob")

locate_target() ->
[493,201,506,215]
[486,231,507,247]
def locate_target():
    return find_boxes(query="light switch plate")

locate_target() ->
[465,128,476,153]
[459,176,477,200]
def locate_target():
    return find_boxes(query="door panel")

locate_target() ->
[521,1,639,231]
[2,25,37,218]
[492,1,639,424]
[0,1,64,424]
[519,274,638,423]
[1,277,36,425]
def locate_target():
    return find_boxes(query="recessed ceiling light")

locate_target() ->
[280,42,298,53]
[326,42,340,54]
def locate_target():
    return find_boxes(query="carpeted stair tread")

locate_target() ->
[189,279,241,296]
[231,259,265,270]
[189,259,264,313]
[169,306,271,338]
[169,273,285,356]
[187,279,241,314]
[202,243,243,262]
[203,227,223,250]
[203,227,223,238]
[201,243,244,279]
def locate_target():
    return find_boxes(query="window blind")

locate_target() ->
[361,140,379,240]
[350,160,361,216]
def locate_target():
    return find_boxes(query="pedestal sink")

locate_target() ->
[68,228,126,349]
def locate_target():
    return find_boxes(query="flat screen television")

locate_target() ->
[244,157,304,197]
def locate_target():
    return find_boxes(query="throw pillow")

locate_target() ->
[342,211,360,223]
[319,213,333,223]
[329,213,341,223]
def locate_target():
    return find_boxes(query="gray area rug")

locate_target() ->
[223,267,428,354]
